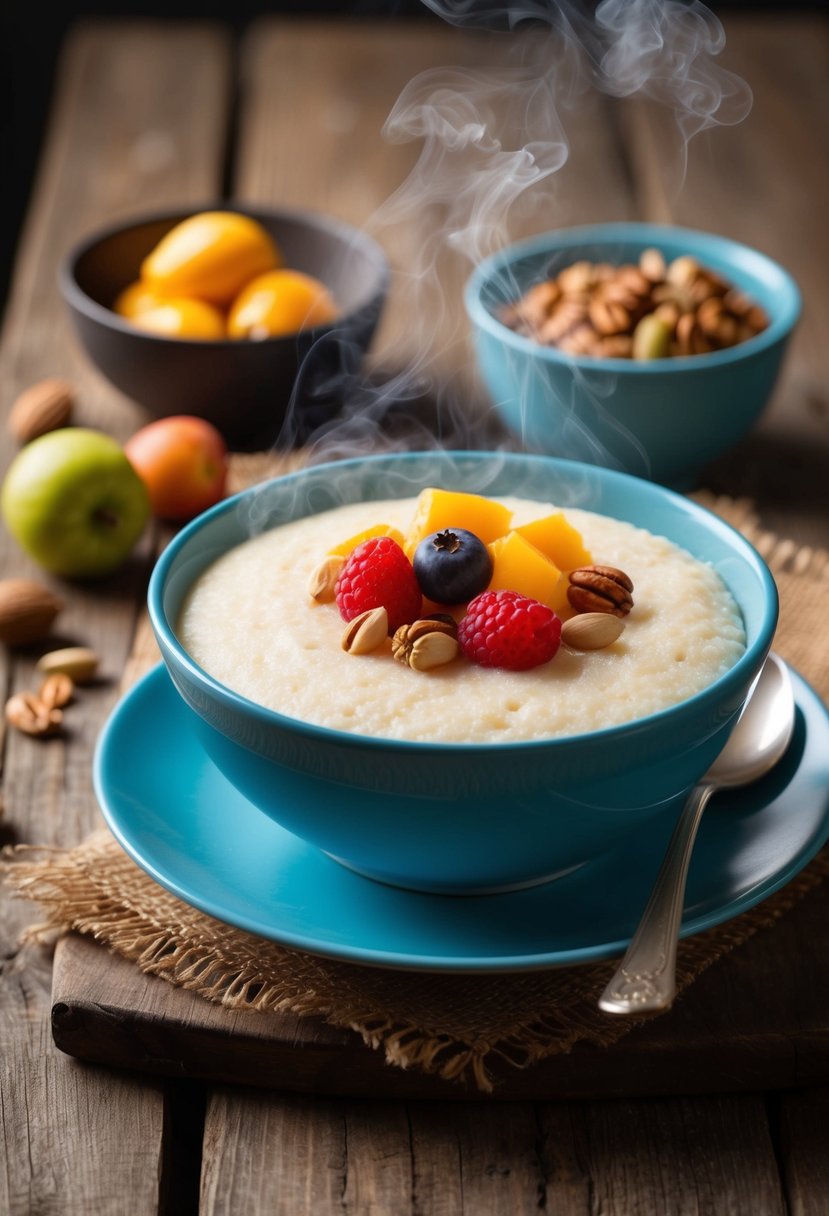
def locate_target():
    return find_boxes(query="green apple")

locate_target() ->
[1,427,151,578]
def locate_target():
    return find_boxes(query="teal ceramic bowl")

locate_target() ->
[147,450,778,895]
[465,223,801,489]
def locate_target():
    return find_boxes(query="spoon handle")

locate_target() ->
[598,782,716,1015]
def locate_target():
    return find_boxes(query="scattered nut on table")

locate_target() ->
[7,377,75,444]
[0,578,65,646]
[4,691,63,738]
[38,672,75,709]
[36,646,100,683]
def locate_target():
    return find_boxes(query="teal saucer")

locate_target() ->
[93,662,829,973]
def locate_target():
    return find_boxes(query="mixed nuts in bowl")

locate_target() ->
[465,222,801,487]
[499,246,770,360]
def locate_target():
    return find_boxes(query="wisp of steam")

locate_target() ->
[260,0,752,519]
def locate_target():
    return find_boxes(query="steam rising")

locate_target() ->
[267,0,752,503]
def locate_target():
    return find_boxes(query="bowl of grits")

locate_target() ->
[147,450,777,894]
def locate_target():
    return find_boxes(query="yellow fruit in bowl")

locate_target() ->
[403,488,513,558]
[140,211,281,307]
[113,280,168,319]
[487,532,568,613]
[227,269,337,340]
[328,524,404,558]
[129,298,226,341]
[514,512,593,571]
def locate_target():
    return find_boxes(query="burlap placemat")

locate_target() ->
[3,469,829,1092]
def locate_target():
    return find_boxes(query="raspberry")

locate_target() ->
[457,590,562,671]
[335,536,422,633]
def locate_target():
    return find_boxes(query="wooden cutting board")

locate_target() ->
[49,597,829,1100]
[51,869,829,1101]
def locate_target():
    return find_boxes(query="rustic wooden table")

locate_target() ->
[1,12,828,1214]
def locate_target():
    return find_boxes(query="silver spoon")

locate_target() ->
[598,651,795,1016]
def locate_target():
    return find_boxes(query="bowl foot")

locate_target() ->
[322,852,589,897]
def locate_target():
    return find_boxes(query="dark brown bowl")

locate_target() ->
[59,203,390,450]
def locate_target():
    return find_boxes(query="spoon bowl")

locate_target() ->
[599,651,796,1016]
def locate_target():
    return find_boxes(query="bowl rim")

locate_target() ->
[464,220,801,372]
[148,449,779,755]
[57,200,391,348]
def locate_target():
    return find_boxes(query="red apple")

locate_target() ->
[124,415,228,522]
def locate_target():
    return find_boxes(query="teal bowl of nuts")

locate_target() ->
[465,222,801,488]
[146,449,778,895]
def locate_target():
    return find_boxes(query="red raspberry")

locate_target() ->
[335,536,422,633]
[458,590,562,671]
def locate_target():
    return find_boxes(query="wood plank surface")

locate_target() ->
[236,18,638,412]
[777,1090,829,1216]
[0,21,232,1215]
[2,10,828,1215]
[553,1094,787,1216]
[199,1088,789,1216]
[622,13,829,547]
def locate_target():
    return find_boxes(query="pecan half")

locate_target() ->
[567,565,634,617]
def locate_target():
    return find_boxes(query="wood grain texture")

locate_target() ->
[554,1094,787,1216]
[0,21,232,1215]
[200,1087,791,1216]
[777,1090,829,1216]
[620,13,829,546]
[236,19,638,408]
[200,1090,349,1216]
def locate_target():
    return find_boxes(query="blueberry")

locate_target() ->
[413,528,493,604]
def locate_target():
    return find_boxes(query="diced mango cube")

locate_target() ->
[514,512,592,571]
[404,488,513,558]
[487,532,567,613]
[328,524,404,558]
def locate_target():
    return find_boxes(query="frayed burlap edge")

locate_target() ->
[4,831,829,1092]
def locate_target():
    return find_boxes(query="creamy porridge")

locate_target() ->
[177,495,745,743]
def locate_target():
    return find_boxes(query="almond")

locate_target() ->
[36,646,100,684]
[0,579,65,646]
[561,612,625,651]
[7,377,74,444]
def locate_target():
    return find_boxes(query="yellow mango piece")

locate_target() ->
[404,488,513,557]
[487,531,567,613]
[514,512,592,571]
[141,211,281,306]
[328,525,404,558]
